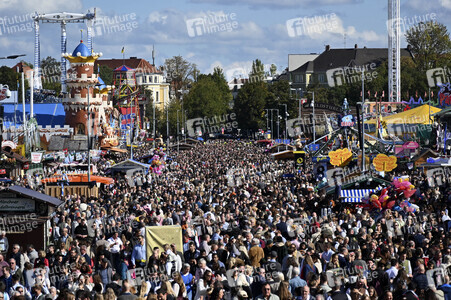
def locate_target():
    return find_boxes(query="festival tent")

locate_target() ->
[366,105,440,125]
[366,104,441,136]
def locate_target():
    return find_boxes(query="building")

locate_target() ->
[289,44,414,90]
[62,40,118,147]
[95,57,169,110]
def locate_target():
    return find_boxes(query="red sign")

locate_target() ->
[23,164,29,170]
[0,169,6,175]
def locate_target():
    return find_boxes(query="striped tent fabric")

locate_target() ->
[340,189,375,203]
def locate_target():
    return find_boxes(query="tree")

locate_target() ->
[99,65,113,85]
[234,82,267,130]
[40,56,61,93]
[164,56,198,99]
[0,66,17,90]
[270,64,277,77]
[249,59,265,83]
[183,72,231,119]
[405,21,451,71]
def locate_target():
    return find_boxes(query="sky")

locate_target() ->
[0,0,450,81]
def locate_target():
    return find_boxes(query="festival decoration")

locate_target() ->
[372,154,397,172]
[328,148,352,167]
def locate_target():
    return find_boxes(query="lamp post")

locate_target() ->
[152,100,160,149]
[279,104,288,141]
[87,84,91,183]
[306,91,315,142]
[361,71,366,171]
[177,109,180,152]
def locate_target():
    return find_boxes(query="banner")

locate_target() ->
[31,152,43,164]
[293,151,306,169]
[120,107,139,131]
[373,154,397,172]
[145,225,183,255]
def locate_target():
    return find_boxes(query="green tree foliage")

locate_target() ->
[0,66,17,90]
[40,56,61,93]
[249,59,265,83]
[406,21,451,71]
[234,81,267,130]
[270,64,277,77]
[99,65,113,85]
[164,56,199,99]
[184,67,231,119]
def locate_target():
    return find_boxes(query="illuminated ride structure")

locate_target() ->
[112,65,141,141]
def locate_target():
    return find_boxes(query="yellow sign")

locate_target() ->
[373,154,397,172]
[145,225,183,256]
[297,157,304,164]
[328,148,352,167]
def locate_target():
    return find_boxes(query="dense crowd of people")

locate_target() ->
[0,139,450,300]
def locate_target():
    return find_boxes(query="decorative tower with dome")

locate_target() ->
[62,40,118,146]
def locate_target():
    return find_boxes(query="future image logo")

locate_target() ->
[426,67,451,88]
[286,13,338,38]
[386,13,437,39]
[186,114,238,137]
[186,11,238,38]
[93,13,138,37]
[326,64,377,87]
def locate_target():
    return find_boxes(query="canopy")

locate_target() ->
[340,189,375,203]
[42,174,114,185]
[366,104,441,125]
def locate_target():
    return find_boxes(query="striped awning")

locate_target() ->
[340,189,375,203]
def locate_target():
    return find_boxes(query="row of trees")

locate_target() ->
[2,20,449,136]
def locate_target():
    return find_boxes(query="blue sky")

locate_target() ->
[0,0,450,80]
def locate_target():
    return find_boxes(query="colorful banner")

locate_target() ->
[328,148,352,167]
[373,154,397,172]
[120,107,138,131]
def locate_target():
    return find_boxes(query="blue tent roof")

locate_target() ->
[2,103,65,128]
[72,41,90,57]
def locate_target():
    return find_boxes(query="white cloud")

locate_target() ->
[440,0,451,9]
[190,0,361,9]
[0,0,83,14]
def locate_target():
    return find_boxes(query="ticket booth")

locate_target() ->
[0,185,63,253]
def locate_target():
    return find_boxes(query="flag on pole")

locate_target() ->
[121,47,125,54]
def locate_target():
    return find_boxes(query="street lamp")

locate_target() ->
[306,91,315,142]
[279,104,288,141]
[152,99,160,149]
[177,109,181,152]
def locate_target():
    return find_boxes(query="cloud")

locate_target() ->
[189,0,362,9]
[0,0,83,14]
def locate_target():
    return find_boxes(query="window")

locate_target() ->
[143,76,147,83]
[155,76,159,83]
[318,74,325,83]
[295,74,300,83]
[156,91,159,101]
[76,123,85,135]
